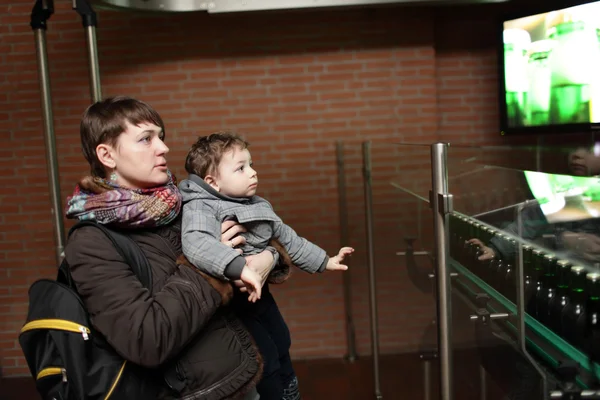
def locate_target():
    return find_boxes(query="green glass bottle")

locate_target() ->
[461,219,474,265]
[523,245,535,306]
[476,226,489,261]
[549,259,571,335]
[468,220,481,268]
[537,254,558,325]
[586,272,600,357]
[586,272,600,330]
[529,249,545,318]
[489,234,506,284]
[562,266,588,348]
[502,239,518,301]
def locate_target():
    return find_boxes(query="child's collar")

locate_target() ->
[187,174,251,203]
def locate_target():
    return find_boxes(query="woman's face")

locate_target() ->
[98,121,170,189]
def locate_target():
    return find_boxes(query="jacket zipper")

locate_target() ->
[103,361,127,400]
[36,367,67,382]
[23,320,127,400]
[21,319,90,340]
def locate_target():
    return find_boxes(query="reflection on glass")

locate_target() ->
[524,171,600,222]
[426,142,600,395]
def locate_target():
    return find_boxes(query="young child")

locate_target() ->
[179,132,353,400]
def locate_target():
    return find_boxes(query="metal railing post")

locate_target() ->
[73,0,102,102]
[31,0,65,265]
[363,141,382,399]
[336,141,357,362]
[430,142,453,400]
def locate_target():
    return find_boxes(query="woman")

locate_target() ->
[64,96,278,399]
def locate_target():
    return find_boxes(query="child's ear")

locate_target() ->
[204,175,220,192]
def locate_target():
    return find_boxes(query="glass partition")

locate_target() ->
[379,142,440,398]
[342,140,600,399]
[341,141,439,398]
[446,143,600,399]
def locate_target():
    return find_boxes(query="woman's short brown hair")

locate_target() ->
[80,96,165,178]
[185,132,249,178]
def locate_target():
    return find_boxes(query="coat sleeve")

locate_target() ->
[271,217,328,273]
[65,226,224,368]
[181,199,243,280]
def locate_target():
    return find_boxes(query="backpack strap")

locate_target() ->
[60,221,153,293]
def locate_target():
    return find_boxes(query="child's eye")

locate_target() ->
[249,162,254,168]
[237,166,244,172]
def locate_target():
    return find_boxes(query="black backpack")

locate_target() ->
[18,221,158,400]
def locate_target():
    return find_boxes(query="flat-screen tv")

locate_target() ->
[500,1,600,135]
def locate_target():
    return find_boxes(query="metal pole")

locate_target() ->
[362,141,382,400]
[430,142,453,400]
[73,0,102,102]
[479,365,487,400]
[85,26,101,102]
[424,360,431,400]
[31,0,65,266]
[336,141,357,362]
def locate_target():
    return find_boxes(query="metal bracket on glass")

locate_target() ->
[469,294,509,324]
[550,390,600,399]
[549,361,600,399]
[399,237,435,293]
[428,272,459,279]
[429,191,454,214]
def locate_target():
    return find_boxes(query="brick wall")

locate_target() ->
[1,1,507,376]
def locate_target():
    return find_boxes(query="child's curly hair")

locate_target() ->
[185,131,249,178]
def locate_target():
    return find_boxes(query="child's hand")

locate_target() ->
[240,265,262,303]
[326,247,354,271]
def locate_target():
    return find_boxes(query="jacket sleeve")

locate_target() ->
[271,218,328,273]
[489,204,548,260]
[65,226,224,368]
[181,199,244,280]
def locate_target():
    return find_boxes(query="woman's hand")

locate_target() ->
[467,238,496,260]
[233,250,275,293]
[220,220,246,254]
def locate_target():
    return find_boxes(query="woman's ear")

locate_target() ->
[204,175,220,192]
[96,143,116,169]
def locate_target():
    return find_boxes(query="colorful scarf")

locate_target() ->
[65,171,182,229]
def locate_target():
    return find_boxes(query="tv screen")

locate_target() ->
[501,1,600,134]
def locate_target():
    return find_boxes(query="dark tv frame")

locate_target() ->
[498,0,600,136]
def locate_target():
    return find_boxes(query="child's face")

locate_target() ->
[569,147,600,176]
[211,146,258,197]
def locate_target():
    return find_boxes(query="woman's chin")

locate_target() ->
[141,173,170,189]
